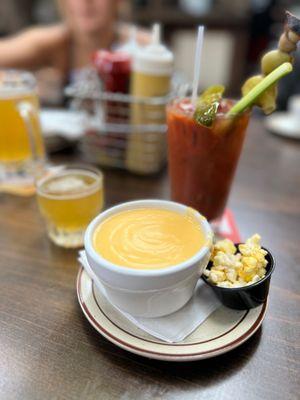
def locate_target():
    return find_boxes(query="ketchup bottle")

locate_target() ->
[93,50,131,124]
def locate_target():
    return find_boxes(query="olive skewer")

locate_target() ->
[241,11,300,114]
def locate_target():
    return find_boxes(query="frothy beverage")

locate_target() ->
[0,70,46,193]
[93,208,206,269]
[37,167,103,248]
[0,91,44,163]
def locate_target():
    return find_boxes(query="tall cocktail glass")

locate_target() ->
[167,98,250,222]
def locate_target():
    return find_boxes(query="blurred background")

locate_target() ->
[1,0,300,169]
[1,0,300,107]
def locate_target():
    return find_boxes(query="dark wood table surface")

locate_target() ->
[1,118,299,400]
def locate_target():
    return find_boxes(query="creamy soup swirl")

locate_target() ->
[93,208,206,270]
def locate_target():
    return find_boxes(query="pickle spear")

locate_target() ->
[194,85,225,126]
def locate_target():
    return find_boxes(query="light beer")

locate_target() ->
[37,166,104,248]
[0,91,44,163]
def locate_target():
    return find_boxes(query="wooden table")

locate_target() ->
[1,119,299,400]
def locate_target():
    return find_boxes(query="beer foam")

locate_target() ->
[37,169,102,199]
[0,89,34,99]
[44,176,89,194]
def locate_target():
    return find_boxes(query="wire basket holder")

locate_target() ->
[65,74,173,174]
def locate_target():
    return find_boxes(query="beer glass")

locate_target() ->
[36,165,104,248]
[0,70,45,191]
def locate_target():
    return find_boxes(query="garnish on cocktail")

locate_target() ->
[194,85,225,127]
[193,11,300,126]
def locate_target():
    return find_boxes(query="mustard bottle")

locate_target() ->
[126,24,174,174]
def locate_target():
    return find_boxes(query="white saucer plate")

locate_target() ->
[77,268,267,362]
[265,112,300,139]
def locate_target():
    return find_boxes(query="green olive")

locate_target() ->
[242,75,277,114]
[242,75,263,96]
[278,33,297,53]
[287,30,300,44]
[258,84,277,114]
[261,50,292,75]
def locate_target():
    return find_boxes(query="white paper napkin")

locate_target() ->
[78,251,220,343]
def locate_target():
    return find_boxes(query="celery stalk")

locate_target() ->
[227,62,293,116]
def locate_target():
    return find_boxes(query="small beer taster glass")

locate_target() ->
[36,165,104,248]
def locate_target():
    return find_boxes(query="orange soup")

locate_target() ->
[93,208,206,270]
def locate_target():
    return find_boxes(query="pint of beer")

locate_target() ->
[0,70,45,192]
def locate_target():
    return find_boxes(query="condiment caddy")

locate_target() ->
[65,24,174,175]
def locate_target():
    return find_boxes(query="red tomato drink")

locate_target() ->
[167,98,250,221]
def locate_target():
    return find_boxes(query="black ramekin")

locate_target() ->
[201,246,275,310]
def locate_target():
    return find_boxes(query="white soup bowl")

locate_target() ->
[84,199,213,317]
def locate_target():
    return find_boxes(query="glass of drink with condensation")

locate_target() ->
[36,165,104,248]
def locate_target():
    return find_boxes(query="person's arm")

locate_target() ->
[0,24,69,70]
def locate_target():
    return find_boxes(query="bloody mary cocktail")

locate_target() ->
[167,98,250,221]
[167,11,299,221]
